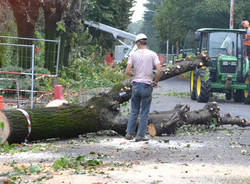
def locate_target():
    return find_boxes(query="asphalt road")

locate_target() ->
[151,76,250,120]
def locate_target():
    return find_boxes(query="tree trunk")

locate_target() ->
[8,0,42,68]
[60,33,71,67]
[60,0,86,67]
[43,0,67,72]
[0,93,120,144]
[1,101,249,144]
[160,54,210,81]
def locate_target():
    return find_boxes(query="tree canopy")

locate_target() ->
[85,0,134,50]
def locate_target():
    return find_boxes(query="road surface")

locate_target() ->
[152,76,250,120]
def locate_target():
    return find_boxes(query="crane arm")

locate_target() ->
[84,21,136,41]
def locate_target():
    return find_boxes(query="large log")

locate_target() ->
[1,101,249,144]
[0,92,120,144]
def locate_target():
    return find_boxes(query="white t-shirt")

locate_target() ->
[128,48,160,84]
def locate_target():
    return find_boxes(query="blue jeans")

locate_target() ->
[126,82,153,137]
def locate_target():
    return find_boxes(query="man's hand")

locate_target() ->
[152,81,158,87]
[153,64,162,87]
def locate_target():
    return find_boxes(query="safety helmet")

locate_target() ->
[135,33,148,42]
[240,20,249,28]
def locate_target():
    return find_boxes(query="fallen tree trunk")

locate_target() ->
[159,54,210,81]
[0,94,120,144]
[146,102,250,136]
[2,100,249,144]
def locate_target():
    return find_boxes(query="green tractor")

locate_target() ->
[187,28,250,103]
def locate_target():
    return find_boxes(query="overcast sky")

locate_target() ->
[130,0,148,23]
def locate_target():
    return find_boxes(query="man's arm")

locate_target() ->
[125,63,134,77]
[153,63,162,87]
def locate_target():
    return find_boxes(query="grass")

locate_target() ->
[154,91,190,98]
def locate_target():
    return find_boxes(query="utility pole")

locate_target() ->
[230,0,234,29]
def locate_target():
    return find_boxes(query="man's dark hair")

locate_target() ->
[139,39,147,45]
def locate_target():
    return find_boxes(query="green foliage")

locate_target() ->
[153,0,250,52]
[52,155,72,171]
[85,0,134,50]
[176,124,217,135]
[0,1,16,67]
[0,142,17,153]
[140,0,164,52]
[29,165,41,174]
[52,155,103,171]
[163,139,169,143]
[154,91,190,97]
[0,142,51,154]
[59,57,126,90]
[0,121,4,130]
[56,21,66,33]
[2,164,43,183]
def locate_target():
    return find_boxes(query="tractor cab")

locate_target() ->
[187,28,250,103]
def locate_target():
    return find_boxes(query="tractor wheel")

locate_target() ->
[195,69,210,103]
[225,91,232,100]
[244,73,250,104]
[190,70,196,100]
[233,90,244,102]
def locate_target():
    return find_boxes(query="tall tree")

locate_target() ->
[8,0,42,68]
[42,0,67,72]
[140,0,163,52]
[85,0,134,52]
[0,0,16,67]
[60,0,87,67]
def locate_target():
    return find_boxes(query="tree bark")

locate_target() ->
[0,92,120,144]
[160,54,210,81]
[8,0,42,68]
[43,0,67,72]
[1,100,250,144]
[60,0,87,67]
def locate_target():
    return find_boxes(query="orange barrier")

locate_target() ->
[0,96,4,110]
[54,85,65,100]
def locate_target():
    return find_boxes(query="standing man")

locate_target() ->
[125,33,162,142]
[240,20,250,57]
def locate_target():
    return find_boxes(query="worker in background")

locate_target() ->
[125,33,162,142]
[240,20,250,58]
[221,36,235,56]
[105,51,114,67]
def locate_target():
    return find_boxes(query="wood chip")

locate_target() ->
[148,124,156,137]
